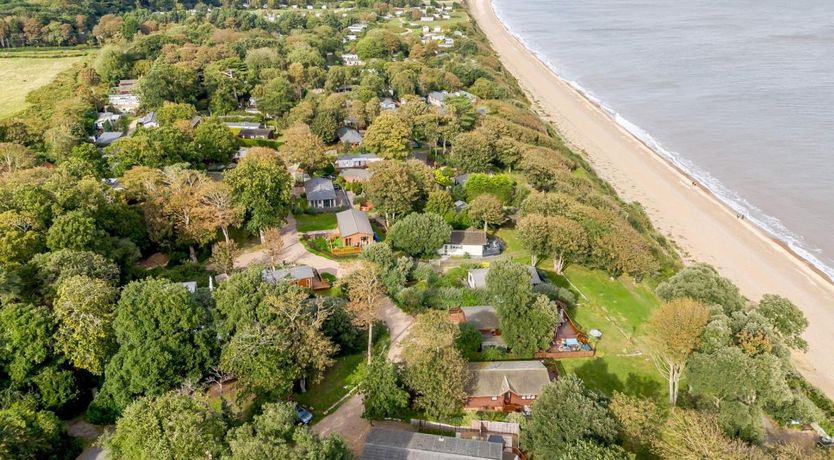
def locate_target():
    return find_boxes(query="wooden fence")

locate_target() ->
[331,246,361,256]
[410,419,520,436]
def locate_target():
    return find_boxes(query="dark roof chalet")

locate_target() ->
[361,428,502,460]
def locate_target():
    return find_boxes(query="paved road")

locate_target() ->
[235,215,356,278]
[313,297,415,455]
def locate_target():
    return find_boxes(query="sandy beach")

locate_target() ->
[468,0,834,396]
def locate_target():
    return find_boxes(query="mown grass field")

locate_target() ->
[495,227,667,400]
[0,54,85,119]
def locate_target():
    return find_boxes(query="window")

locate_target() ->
[491,396,498,401]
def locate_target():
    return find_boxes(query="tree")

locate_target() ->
[30,249,120,301]
[224,148,293,242]
[92,279,215,420]
[467,194,505,235]
[557,440,635,460]
[345,263,384,364]
[487,259,533,307]
[225,402,351,459]
[363,111,411,159]
[523,375,617,457]
[279,123,328,172]
[200,181,243,244]
[0,142,36,175]
[252,76,296,117]
[365,161,425,228]
[756,294,808,351]
[0,302,55,383]
[46,210,103,252]
[192,119,239,164]
[155,102,197,126]
[609,392,664,456]
[504,294,558,355]
[360,356,409,419]
[463,173,514,204]
[656,264,745,313]
[452,131,494,173]
[158,168,219,262]
[388,212,451,257]
[212,267,277,340]
[0,402,79,460]
[517,214,552,266]
[654,409,766,460]
[210,240,239,276]
[548,215,589,274]
[402,311,468,419]
[53,275,118,375]
[105,392,227,460]
[0,210,44,264]
[138,62,199,109]
[220,287,336,394]
[687,347,789,441]
[425,190,454,217]
[647,298,710,405]
[261,227,284,269]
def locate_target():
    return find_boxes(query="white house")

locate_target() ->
[108,94,139,113]
[379,98,397,111]
[341,53,363,66]
[438,230,487,257]
[137,111,159,128]
[335,153,381,169]
[347,23,368,33]
[420,16,435,22]
[95,112,121,130]
[467,267,543,289]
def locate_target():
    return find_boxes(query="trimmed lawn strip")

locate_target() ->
[295,212,338,233]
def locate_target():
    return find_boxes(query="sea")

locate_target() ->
[492,0,834,281]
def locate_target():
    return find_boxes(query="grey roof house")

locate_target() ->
[304,177,338,210]
[339,168,371,183]
[465,360,552,411]
[336,208,374,247]
[467,267,542,289]
[360,427,503,460]
[137,111,158,128]
[337,127,363,145]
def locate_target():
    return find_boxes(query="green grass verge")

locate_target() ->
[294,352,365,423]
[295,212,338,232]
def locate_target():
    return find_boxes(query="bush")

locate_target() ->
[396,286,426,312]
[533,283,577,307]
[412,263,437,284]
[456,323,482,359]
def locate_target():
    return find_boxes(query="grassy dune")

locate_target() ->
[0,55,84,119]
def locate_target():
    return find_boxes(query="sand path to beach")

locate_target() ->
[469,0,834,396]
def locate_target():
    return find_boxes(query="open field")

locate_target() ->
[0,55,85,119]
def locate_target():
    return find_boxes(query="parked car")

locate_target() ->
[295,404,314,425]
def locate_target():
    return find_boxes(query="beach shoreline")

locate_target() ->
[467,0,834,396]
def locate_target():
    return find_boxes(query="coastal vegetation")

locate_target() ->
[0,1,830,459]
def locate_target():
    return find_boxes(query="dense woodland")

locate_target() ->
[0,1,832,459]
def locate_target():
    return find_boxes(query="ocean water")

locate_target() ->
[492,0,834,280]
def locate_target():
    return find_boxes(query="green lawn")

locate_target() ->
[295,212,338,233]
[491,229,667,400]
[294,352,365,422]
[295,328,391,423]
[547,265,666,400]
